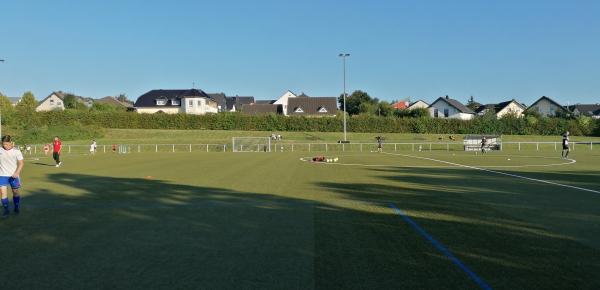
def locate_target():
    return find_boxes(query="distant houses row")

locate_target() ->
[23,88,600,120]
[131,89,338,117]
[395,96,600,120]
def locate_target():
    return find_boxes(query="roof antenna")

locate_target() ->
[192,82,195,89]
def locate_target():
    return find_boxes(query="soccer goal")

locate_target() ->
[232,137,271,152]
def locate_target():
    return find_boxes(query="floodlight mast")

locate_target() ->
[338,53,350,142]
[0,58,4,138]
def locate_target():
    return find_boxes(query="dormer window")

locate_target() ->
[318,107,328,113]
[156,98,167,106]
[171,99,180,106]
[294,107,304,113]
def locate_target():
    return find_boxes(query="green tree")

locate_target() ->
[0,93,16,125]
[63,94,88,110]
[338,90,376,115]
[116,93,131,104]
[16,91,37,112]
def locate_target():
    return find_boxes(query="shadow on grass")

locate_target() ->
[315,166,600,289]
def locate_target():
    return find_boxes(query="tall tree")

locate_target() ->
[338,90,376,115]
[16,91,37,112]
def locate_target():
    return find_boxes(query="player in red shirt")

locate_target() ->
[53,136,62,167]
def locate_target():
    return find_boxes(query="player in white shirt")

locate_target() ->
[0,136,25,218]
[90,140,97,155]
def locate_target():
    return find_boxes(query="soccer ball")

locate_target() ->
[326,159,332,163]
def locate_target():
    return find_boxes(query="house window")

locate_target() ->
[156,99,166,106]
[197,100,201,106]
[444,109,449,117]
[189,100,193,106]
[294,107,304,113]
[50,100,55,105]
[171,99,180,106]
[318,107,328,113]
[434,109,439,117]
[57,101,62,105]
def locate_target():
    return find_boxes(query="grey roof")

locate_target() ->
[476,100,525,114]
[225,96,255,111]
[567,104,600,116]
[430,96,475,114]
[134,89,212,108]
[207,93,227,111]
[241,104,282,115]
[287,97,337,116]
[8,97,21,104]
[525,96,567,113]
[255,100,277,104]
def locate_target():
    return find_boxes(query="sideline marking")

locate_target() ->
[389,203,493,290]
[382,152,600,194]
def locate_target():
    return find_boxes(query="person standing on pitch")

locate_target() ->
[53,136,62,167]
[90,140,97,155]
[0,136,25,218]
[376,136,383,152]
[561,131,570,159]
[481,136,487,154]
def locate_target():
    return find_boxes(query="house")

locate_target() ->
[428,96,475,120]
[273,90,298,116]
[525,96,567,117]
[225,96,255,112]
[567,104,600,119]
[241,103,283,115]
[475,99,526,118]
[207,93,228,112]
[392,99,410,110]
[36,92,66,111]
[287,96,337,117]
[36,91,94,111]
[133,89,219,115]
[407,100,429,110]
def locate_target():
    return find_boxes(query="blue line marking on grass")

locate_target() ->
[389,203,493,290]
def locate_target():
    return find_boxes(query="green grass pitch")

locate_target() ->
[1,145,599,289]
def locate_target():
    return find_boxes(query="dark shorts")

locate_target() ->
[0,177,21,189]
[563,144,569,150]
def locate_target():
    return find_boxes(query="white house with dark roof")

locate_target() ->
[287,95,337,117]
[133,89,219,115]
[525,96,567,117]
[475,99,526,118]
[273,90,297,116]
[36,92,66,111]
[428,96,475,120]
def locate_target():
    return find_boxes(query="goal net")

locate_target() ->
[232,137,271,152]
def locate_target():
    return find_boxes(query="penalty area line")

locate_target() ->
[382,152,600,195]
[389,203,493,290]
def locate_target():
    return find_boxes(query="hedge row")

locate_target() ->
[7,110,600,136]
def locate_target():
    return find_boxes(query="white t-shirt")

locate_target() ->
[90,142,97,151]
[0,147,24,177]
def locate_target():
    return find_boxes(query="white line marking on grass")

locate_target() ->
[382,152,600,194]
[389,203,493,290]
[299,155,575,169]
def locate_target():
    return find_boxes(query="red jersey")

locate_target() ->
[53,140,62,153]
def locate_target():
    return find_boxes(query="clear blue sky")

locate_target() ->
[1,0,599,105]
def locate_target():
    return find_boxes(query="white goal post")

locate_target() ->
[232,137,271,152]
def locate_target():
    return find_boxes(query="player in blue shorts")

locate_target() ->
[0,135,25,218]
